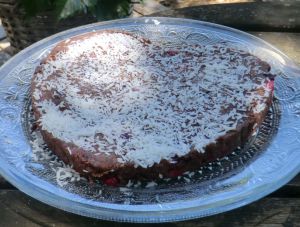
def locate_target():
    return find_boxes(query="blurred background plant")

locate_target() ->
[0,0,250,54]
[0,0,142,54]
[20,0,140,21]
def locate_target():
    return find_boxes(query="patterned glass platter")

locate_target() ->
[0,17,299,223]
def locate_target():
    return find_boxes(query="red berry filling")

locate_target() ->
[103,176,120,187]
[266,80,274,90]
[168,169,183,178]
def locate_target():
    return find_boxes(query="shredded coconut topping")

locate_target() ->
[32,31,272,168]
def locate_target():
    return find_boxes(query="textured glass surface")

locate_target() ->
[0,18,299,223]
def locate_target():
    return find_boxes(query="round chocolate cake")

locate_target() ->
[31,30,275,186]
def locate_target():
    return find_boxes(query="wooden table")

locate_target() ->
[0,2,300,226]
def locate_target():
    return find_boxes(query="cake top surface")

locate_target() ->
[32,31,272,168]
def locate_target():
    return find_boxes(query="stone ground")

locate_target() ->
[133,0,253,17]
[0,39,10,66]
[0,18,11,67]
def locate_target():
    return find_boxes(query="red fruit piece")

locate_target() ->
[266,80,274,90]
[103,176,119,187]
[168,169,183,178]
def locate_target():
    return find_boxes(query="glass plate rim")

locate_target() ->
[0,17,299,223]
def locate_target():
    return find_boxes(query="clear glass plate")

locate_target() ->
[0,17,299,223]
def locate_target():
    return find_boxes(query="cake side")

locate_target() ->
[31,30,275,185]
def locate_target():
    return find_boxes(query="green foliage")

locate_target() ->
[58,0,97,20]
[19,0,141,21]
[20,0,56,17]
[92,0,133,20]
